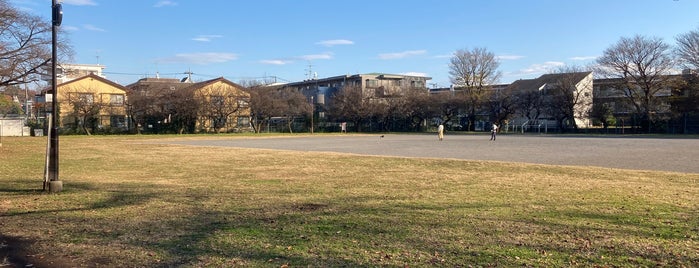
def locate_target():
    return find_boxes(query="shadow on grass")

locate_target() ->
[0,178,48,194]
[141,194,698,267]
[459,204,699,266]
[0,180,161,267]
[120,194,526,267]
[114,193,395,267]
[2,179,697,266]
[1,181,158,217]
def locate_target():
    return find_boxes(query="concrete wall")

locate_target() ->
[0,118,30,136]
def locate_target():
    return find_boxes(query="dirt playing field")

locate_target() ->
[163,134,699,174]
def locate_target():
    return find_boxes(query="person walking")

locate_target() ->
[490,123,498,141]
[437,124,444,141]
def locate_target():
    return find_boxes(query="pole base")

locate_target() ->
[49,180,63,193]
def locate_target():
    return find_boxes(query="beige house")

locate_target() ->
[185,77,251,133]
[56,73,128,133]
[127,76,251,133]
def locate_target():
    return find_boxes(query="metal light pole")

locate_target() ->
[310,95,314,134]
[47,0,62,193]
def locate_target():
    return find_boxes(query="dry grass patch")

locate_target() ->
[0,135,697,267]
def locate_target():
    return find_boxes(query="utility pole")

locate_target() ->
[47,0,62,193]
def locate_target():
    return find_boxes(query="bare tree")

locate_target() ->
[449,47,501,131]
[328,85,373,132]
[669,73,699,133]
[385,89,430,131]
[278,88,312,133]
[486,87,517,127]
[247,85,284,133]
[429,92,464,129]
[245,85,311,133]
[195,83,248,133]
[170,90,199,134]
[60,86,104,135]
[128,84,195,134]
[596,35,678,132]
[514,89,545,124]
[542,68,593,131]
[0,0,72,88]
[589,102,615,129]
[675,27,699,70]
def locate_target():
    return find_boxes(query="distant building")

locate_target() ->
[282,73,431,117]
[429,72,594,131]
[507,72,594,129]
[42,63,106,84]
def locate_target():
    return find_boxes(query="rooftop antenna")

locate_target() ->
[184,69,193,82]
[95,49,101,65]
[305,62,313,80]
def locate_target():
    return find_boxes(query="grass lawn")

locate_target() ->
[1,135,698,267]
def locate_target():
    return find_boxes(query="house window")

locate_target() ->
[212,117,227,128]
[211,95,224,106]
[78,93,94,104]
[237,117,250,127]
[110,94,124,106]
[110,115,126,128]
[237,98,250,107]
[366,79,378,88]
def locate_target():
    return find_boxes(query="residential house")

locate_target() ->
[127,76,251,133]
[56,73,129,133]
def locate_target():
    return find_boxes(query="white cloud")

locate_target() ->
[62,25,80,31]
[570,56,598,61]
[157,52,238,65]
[260,59,293,65]
[260,52,333,65]
[316,39,354,47]
[192,35,223,42]
[61,0,97,6]
[432,54,452,59]
[518,61,566,75]
[297,52,333,61]
[83,24,105,32]
[378,50,426,60]
[154,1,177,7]
[497,55,525,60]
[401,72,429,77]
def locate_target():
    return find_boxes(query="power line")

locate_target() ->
[102,71,293,83]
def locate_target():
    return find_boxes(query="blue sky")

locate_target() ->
[13,0,699,87]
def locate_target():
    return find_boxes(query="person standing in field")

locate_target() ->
[490,123,498,141]
[437,124,444,141]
